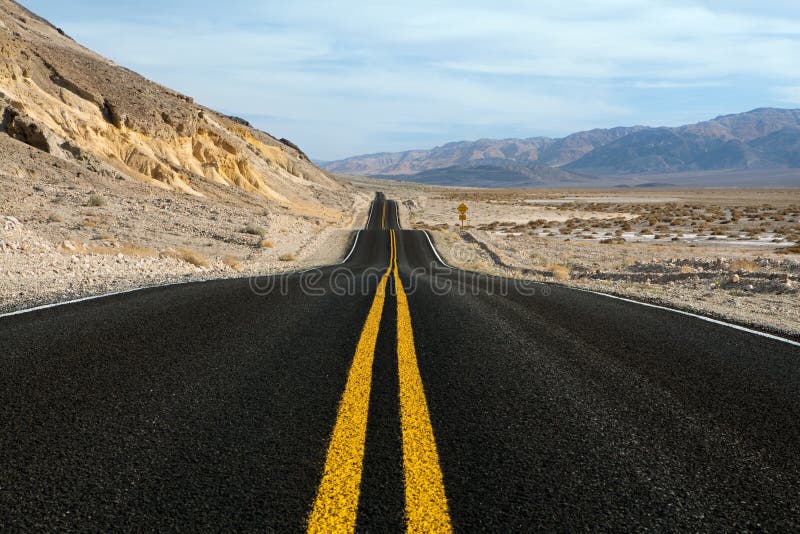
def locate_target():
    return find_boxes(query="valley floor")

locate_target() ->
[358,179,800,338]
[5,168,799,341]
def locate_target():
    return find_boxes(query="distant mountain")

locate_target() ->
[376,162,590,188]
[322,108,800,186]
[324,126,644,176]
[566,108,800,174]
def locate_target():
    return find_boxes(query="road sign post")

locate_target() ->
[457,203,468,229]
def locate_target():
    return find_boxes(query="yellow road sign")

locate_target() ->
[457,203,468,214]
[459,213,467,221]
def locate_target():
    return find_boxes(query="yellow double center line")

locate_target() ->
[308,230,452,533]
[381,201,387,230]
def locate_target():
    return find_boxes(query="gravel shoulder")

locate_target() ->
[1,151,370,314]
[427,229,800,340]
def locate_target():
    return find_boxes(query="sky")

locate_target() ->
[20,0,800,161]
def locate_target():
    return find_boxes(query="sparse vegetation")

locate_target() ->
[117,243,159,257]
[729,259,759,272]
[222,255,244,272]
[88,193,107,207]
[243,223,268,236]
[278,252,297,262]
[259,238,274,248]
[548,264,570,281]
[56,240,159,258]
[160,247,210,267]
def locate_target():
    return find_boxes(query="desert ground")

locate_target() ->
[4,162,799,339]
[0,140,372,313]
[346,177,800,338]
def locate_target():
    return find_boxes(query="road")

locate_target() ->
[1,193,799,531]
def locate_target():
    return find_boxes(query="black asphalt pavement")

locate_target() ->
[1,193,799,531]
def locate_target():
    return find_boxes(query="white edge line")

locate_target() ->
[340,230,361,264]
[395,201,401,229]
[421,228,798,347]
[1,229,367,320]
[365,200,375,229]
[567,285,800,348]
[9,221,791,348]
[422,230,452,269]
[299,229,361,272]
[0,279,204,319]
[419,230,798,347]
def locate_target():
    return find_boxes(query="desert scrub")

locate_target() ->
[88,193,107,207]
[160,247,210,268]
[278,252,297,262]
[85,242,158,257]
[242,223,268,236]
[258,239,274,248]
[729,259,759,272]
[222,255,244,272]
[548,264,570,281]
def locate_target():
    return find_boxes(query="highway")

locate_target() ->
[1,193,799,531]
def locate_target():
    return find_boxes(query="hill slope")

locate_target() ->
[566,108,800,174]
[0,0,348,215]
[0,0,368,313]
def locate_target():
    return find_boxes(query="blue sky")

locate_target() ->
[20,0,800,160]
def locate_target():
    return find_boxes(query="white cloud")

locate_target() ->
[774,86,800,105]
[26,0,800,159]
[631,80,724,89]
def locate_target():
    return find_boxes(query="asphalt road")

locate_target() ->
[1,193,799,531]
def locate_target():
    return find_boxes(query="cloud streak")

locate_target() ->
[20,0,800,159]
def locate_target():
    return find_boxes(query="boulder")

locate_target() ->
[2,215,22,231]
[5,111,72,160]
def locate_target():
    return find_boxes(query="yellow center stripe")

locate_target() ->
[392,230,453,533]
[307,263,391,532]
[308,228,451,533]
[382,201,387,230]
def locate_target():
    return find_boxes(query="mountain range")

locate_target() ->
[322,108,800,187]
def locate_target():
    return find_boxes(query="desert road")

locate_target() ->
[1,193,799,531]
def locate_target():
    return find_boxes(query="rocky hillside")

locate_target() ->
[565,108,800,175]
[0,0,349,216]
[324,126,644,176]
[0,0,371,313]
[323,108,800,184]
[375,162,593,188]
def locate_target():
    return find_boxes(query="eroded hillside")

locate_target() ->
[0,0,373,313]
[0,0,348,217]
